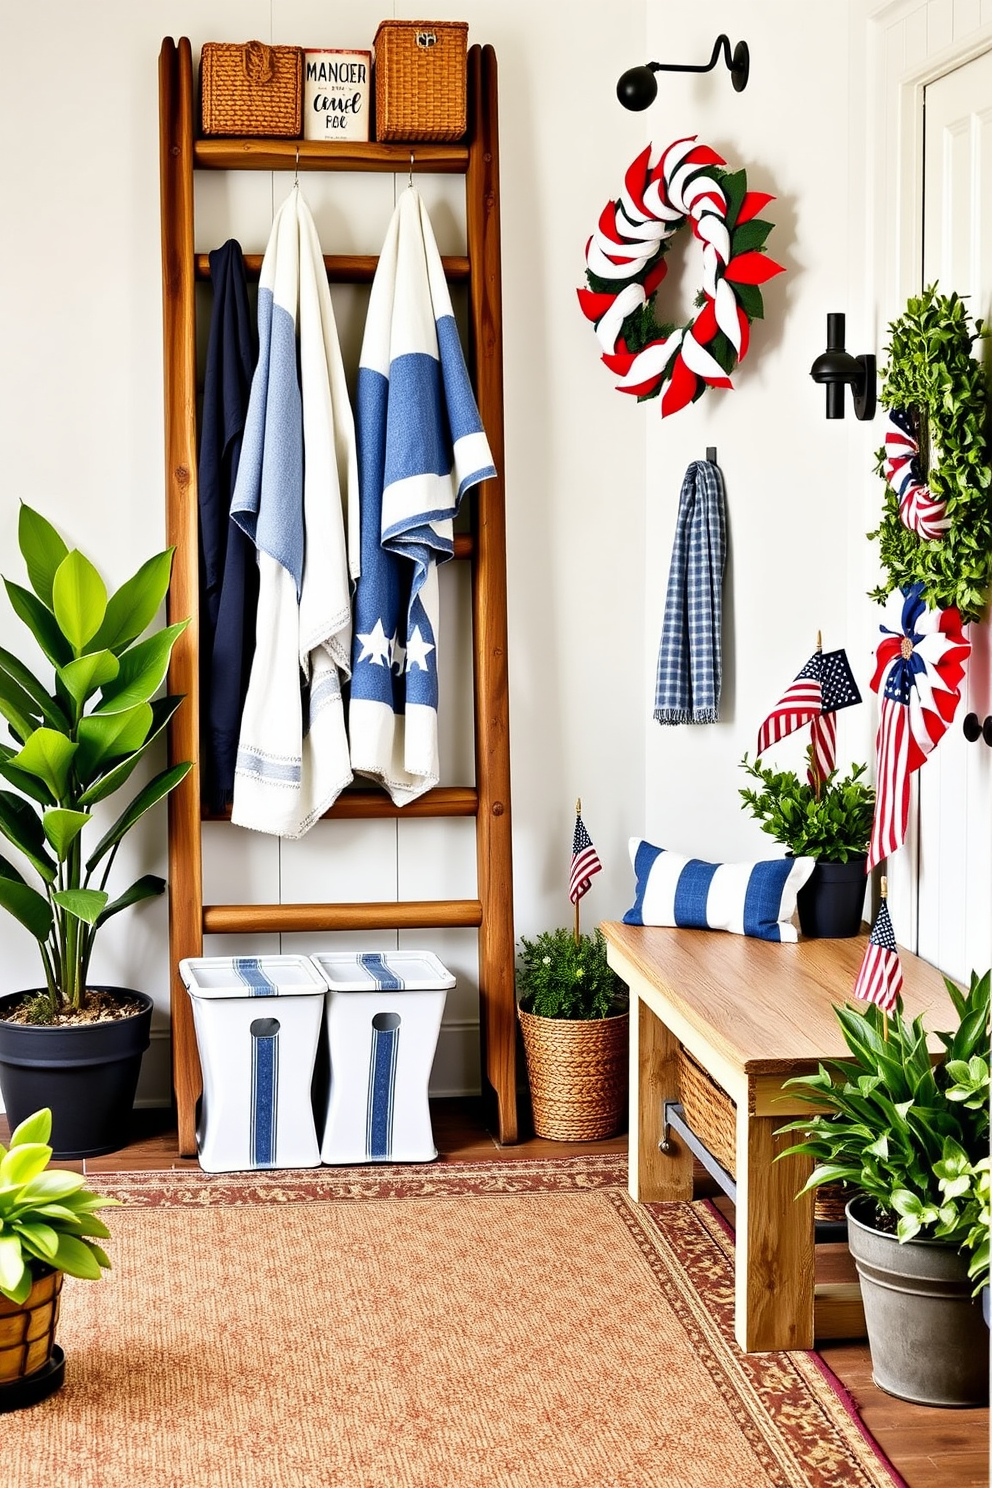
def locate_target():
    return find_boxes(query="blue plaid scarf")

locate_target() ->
[653,460,727,724]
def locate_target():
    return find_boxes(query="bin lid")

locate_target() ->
[310,951,455,991]
[178,955,327,999]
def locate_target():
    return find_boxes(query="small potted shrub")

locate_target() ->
[516,928,629,1141]
[0,1106,118,1410]
[739,750,876,936]
[777,969,990,1406]
[0,504,191,1157]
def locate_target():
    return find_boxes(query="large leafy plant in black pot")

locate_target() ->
[739,750,875,937]
[0,505,190,1157]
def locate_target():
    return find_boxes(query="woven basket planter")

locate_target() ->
[518,1008,629,1141]
[677,1047,848,1223]
[0,1269,62,1384]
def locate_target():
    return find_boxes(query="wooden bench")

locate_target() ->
[600,921,958,1354]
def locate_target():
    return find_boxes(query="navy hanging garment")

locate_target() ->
[197,239,259,810]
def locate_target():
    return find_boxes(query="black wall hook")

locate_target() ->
[809,313,876,420]
[617,35,749,110]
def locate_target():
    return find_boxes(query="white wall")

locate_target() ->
[637,3,880,865]
[0,0,647,1104]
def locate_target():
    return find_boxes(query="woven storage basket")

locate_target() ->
[372,20,468,142]
[200,40,303,137]
[677,1047,849,1223]
[519,1009,628,1142]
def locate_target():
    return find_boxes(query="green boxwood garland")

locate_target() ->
[868,285,991,623]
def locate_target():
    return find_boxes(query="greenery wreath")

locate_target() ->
[577,137,783,418]
[868,286,992,624]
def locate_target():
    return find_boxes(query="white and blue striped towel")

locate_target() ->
[231,190,357,837]
[348,187,496,805]
[654,459,727,724]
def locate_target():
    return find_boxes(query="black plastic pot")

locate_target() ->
[796,854,868,938]
[0,988,153,1158]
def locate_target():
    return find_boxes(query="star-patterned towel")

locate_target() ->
[348,187,495,805]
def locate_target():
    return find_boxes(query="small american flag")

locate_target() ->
[852,897,904,1012]
[809,711,837,787]
[569,812,602,904]
[757,647,861,785]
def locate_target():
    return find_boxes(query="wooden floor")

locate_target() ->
[6,1099,987,1487]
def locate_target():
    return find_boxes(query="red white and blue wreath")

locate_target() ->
[882,409,952,540]
[577,137,784,418]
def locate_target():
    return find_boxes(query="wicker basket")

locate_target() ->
[678,1048,736,1174]
[200,40,303,138]
[0,1269,61,1383]
[372,20,468,142]
[519,1008,628,1142]
[676,1047,849,1223]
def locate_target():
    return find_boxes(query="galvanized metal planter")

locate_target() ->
[846,1195,989,1407]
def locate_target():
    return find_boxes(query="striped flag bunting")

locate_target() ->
[569,812,603,905]
[852,896,903,1012]
[867,583,970,870]
[756,646,861,786]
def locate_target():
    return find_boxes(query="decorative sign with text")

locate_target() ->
[303,50,371,141]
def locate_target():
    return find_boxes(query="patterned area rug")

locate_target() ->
[8,1156,903,1488]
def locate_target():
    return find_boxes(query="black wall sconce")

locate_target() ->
[616,35,749,111]
[809,313,876,420]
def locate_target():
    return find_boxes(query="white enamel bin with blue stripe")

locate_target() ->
[179,955,326,1173]
[310,951,454,1165]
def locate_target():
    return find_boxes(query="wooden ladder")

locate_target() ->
[157,35,517,1155]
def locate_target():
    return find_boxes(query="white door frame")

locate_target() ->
[859,0,992,951]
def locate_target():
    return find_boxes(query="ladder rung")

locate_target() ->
[202,900,483,933]
[193,138,470,174]
[202,783,478,824]
[194,253,471,284]
[327,784,477,818]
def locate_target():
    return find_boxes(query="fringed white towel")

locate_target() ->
[349,187,495,805]
[653,459,727,725]
[230,190,357,837]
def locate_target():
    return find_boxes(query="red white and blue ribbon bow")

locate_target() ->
[883,409,951,540]
[867,583,970,869]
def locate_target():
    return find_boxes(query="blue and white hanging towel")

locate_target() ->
[653,459,727,725]
[349,187,496,805]
[230,190,357,837]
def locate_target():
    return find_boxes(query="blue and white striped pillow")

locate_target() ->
[622,839,815,942]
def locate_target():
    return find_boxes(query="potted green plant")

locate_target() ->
[0,504,190,1158]
[739,750,876,937]
[516,927,629,1141]
[777,969,990,1407]
[0,1106,118,1410]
